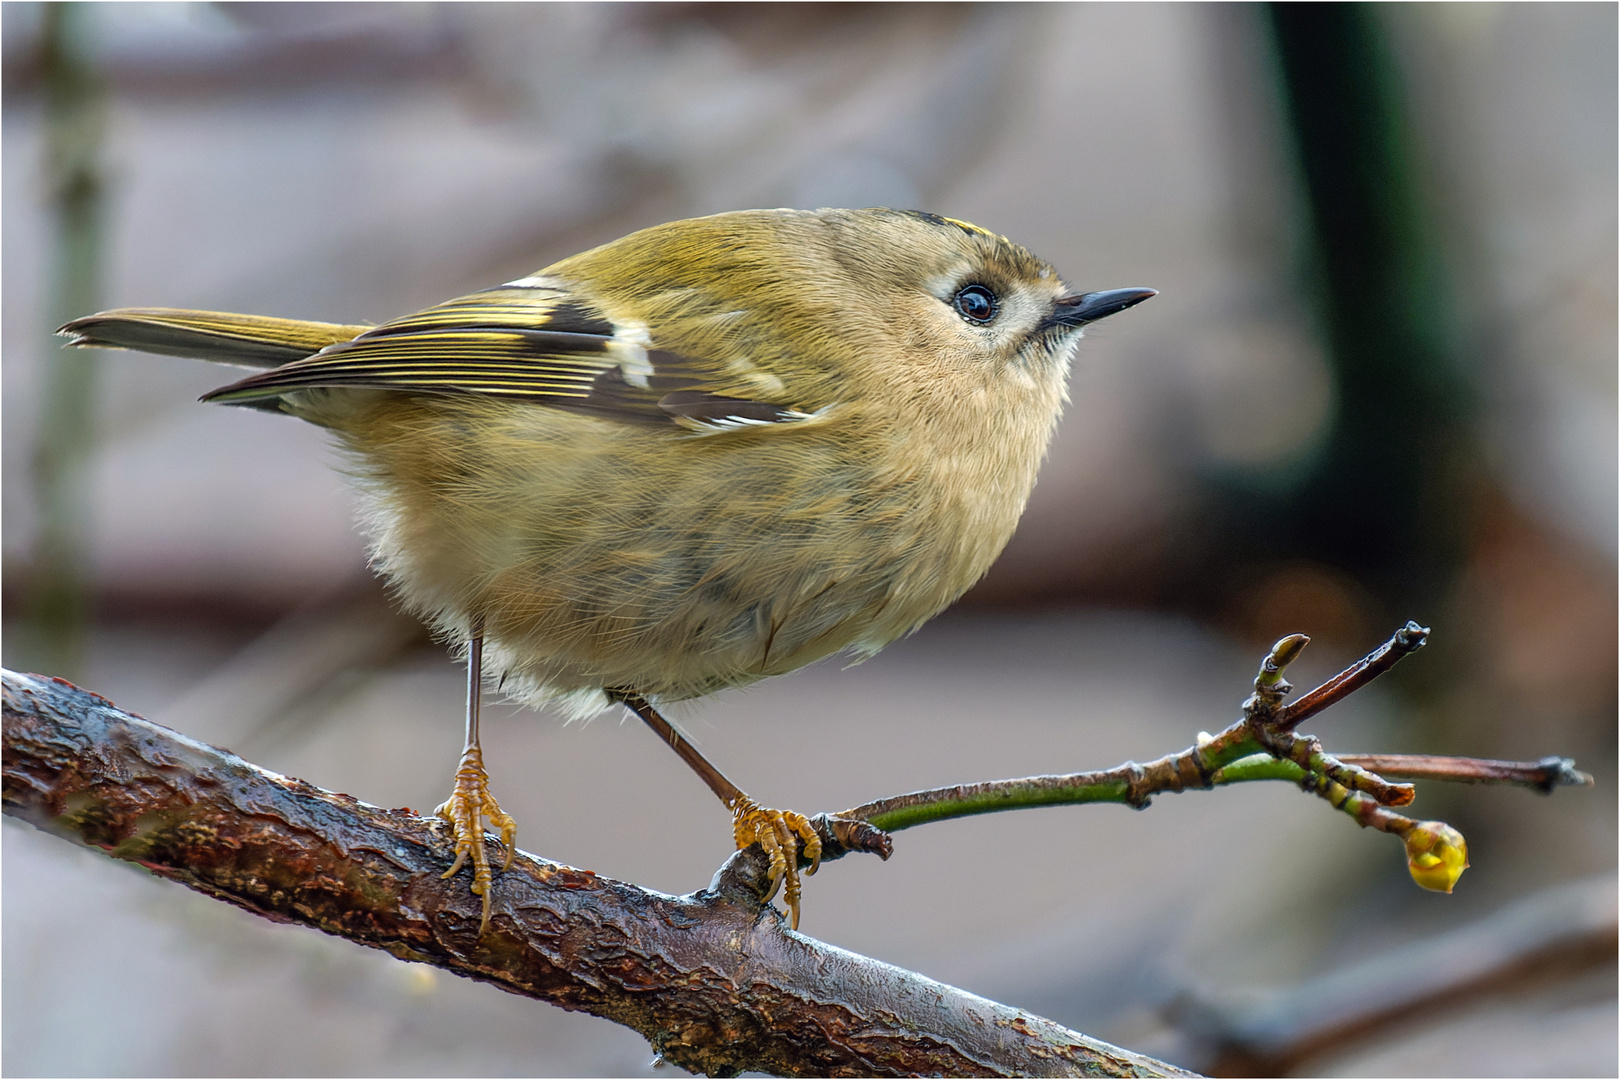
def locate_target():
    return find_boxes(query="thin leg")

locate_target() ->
[435,617,516,935]
[619,693,821,929]
[464,624,482,760]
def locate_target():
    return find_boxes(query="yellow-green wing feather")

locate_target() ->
[202,329,622,403]
[199,285,664,415]
[64,286,813,430]
[203,285,805,428]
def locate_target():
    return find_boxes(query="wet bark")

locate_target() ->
[1,669,1193,1079]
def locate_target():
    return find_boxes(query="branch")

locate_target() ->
[1335,753,1594,792]
[1,669,1191,1080]
[825,628,1435,837]
[812,624,1588,898]
[825,622,1578,838]
[5,623,1593,1073]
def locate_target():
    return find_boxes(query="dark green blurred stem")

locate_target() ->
[25,4,107,678]
[1244,5,1475,610]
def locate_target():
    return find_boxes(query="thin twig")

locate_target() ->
[1338,753,1595,792]
[824,623,1533,844]
[1275,621,1430,731]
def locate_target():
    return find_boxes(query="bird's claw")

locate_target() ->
[434,745,516,936]
[730,795,821,930]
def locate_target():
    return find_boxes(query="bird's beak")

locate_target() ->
[1049,287,1157,327]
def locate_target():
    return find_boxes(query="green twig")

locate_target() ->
[818,623,1580,898]
[836,624,1431,835]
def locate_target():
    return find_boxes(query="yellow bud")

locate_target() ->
[1404,820,1469,893]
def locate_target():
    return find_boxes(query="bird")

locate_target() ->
[59,207,1154,932]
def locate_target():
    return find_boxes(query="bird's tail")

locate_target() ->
[58,308,371,369]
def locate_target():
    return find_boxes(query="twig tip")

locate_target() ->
[1536,755,1594,793]
[1394,621,1431,651]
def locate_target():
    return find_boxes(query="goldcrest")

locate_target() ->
[61,207,1154,930]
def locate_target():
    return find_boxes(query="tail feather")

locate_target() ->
[58,308,371,369]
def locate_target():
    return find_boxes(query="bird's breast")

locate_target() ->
[328,386,1053,711]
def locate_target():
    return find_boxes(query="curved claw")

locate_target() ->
[730,795,822,930]
[434,745,517,937]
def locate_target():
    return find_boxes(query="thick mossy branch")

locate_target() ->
[1,670,1189,1080]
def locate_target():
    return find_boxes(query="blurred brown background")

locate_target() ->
[3,3,1614,1076]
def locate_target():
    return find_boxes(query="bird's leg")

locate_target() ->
[434,617,516,935]
[617,693,821,930]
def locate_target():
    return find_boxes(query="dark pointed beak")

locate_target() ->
[1049,287,1157,327]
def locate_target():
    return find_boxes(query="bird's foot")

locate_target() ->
[729,795,821,930]
[434,745,516,936]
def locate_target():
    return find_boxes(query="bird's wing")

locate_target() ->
[201,285,810,430]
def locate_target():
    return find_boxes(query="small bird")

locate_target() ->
[60,208,1153,932]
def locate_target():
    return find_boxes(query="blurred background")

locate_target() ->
[2,3,1613,1076]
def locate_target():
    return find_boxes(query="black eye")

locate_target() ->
[952,284,998,325]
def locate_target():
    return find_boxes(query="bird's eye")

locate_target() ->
[952,284,998,325]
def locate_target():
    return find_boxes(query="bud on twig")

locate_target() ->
[1401,820,1470,894]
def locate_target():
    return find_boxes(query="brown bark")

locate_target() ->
[1,669,1193,1079]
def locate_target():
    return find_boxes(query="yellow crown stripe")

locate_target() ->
[939,215,993,237]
